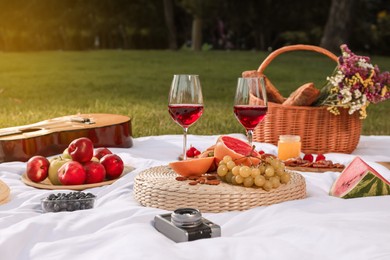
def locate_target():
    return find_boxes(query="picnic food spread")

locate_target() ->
[1,43,389,258]
[2,134,390,259]
[170,136,294,192]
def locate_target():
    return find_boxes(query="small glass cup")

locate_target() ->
[277,135,301,161]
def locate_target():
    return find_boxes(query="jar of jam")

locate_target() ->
[277,135,301,161]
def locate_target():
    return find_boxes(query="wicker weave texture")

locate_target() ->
[247,45,362,154]
[134,166,306,213]
[251,101,362,154]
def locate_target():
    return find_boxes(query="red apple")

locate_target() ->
[100,154,124,180]
[26,155,50,182]
[93,147,112,160]
[58,161,87,185]
[83,161,106,184]
[68,137,94,163]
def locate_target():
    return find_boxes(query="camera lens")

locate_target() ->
[171,208,202,228]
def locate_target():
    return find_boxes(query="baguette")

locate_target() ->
[282,82,320,106]
[242,70,285,104]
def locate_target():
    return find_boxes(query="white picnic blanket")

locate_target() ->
[1,134,390,260]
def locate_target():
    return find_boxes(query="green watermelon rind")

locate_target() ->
[330,156,390,199]
[341,171,390,199]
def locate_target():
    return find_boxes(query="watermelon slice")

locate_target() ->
[330,157,390,199]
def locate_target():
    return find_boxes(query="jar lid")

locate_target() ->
[279,135,301,142]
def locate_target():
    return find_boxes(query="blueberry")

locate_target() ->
[60,201,67,210]
[67,203,74,211]
[73,201,81,210]
[86,193,95,198]
[85,201,93,209]
[53,203,60,212]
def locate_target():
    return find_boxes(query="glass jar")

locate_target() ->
[277,135,301,161]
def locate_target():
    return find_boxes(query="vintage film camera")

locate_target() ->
[154,208,221,243]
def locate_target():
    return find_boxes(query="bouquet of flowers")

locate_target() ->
[315,44,390,119]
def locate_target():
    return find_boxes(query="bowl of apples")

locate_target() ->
[22,137,133,190]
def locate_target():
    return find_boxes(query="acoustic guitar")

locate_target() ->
[0,113,133,163]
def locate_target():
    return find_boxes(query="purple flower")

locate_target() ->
[317,44,389,118]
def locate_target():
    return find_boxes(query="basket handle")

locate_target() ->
[257,45,338,73]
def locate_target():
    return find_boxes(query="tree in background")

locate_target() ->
[163,0,178,50]
[320,0,355,53]
[0,0,389,54]
[176,0,223,51]
[177,0,203,51]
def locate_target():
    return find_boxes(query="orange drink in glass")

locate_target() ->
[277,135,301,160]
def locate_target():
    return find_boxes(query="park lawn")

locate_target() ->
[0,50,389,137]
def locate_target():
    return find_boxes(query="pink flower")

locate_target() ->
[315,44,389,119]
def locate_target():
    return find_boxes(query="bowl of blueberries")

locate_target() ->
[41,191,96,213]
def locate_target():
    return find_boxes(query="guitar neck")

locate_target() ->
[0,115,95,138]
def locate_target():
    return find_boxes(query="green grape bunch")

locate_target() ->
[217,155,291,191]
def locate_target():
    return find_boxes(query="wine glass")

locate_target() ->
[233,77,268,145]
[168,75,204,160]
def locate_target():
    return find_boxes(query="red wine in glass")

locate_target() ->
[168,104,204,128]
[233,77,268,145]
[233,105,267,130]
[168,75,203,160]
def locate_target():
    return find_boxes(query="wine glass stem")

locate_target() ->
[247,129,253,146]
[183,127,188,160]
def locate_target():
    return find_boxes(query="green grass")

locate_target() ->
[0,50,389,137]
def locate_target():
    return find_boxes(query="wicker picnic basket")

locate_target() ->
[246,45,362,154]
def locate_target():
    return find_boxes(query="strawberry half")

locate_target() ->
[186,147,195,158]
[316,154,326,162]
[186,146,201,158]
[193,148,201,156]
[303,153,314,162]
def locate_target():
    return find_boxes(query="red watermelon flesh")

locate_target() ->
[330,157,390,198]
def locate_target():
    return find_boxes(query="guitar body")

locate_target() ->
[0,114,133,162]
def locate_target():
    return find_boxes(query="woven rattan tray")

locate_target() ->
[134,166,306,213]
[0,179,10,205]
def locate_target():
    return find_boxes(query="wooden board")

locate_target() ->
[21,166,134,191]
[286,166,344,173]
[287,161,390,172]
[0,179,10,205]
